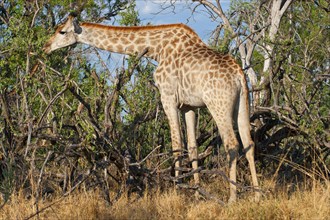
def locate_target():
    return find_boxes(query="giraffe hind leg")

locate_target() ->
[206,103,239,203]
[237,89,261,201]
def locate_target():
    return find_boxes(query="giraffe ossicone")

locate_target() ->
[43,14,261,203]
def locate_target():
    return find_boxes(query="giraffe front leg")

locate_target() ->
[162,102,182,183]
[183,109,200,186]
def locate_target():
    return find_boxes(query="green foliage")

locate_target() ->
[0,159,15,202]
[215,0,330,180]
[118,1,140,26]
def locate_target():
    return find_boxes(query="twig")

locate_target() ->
[255,106,299,128]
[201,169,264,193]
[197,187,225,205]
[129,145,162,166]
[30,0,40,28]
[38,59,64,77]
[176,183,225,206]
[164,167,203,181]
[198,145,213,160]
[37,84,68,127]
[20,70,33,158]
[24,168,94,220]
[34,151,53,218]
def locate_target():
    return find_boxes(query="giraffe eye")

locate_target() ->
[59,31,66,35]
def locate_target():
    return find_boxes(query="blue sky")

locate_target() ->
[135,0,231,42]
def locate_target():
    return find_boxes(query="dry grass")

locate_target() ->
[1,180,329,220]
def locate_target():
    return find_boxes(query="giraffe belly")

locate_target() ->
[177,91,205,108]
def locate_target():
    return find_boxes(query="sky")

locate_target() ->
[134,0,231,42]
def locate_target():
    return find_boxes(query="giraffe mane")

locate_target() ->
[80,22,200,38]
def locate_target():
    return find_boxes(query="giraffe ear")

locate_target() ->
[73,19,82,34]
[69,11,79,18]
[68,12,82,34]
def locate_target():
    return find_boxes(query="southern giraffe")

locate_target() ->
[43,14,260,202]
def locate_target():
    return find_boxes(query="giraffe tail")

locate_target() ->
[237,71,260,199]
[237,72,254,149]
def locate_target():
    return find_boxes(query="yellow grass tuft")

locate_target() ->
[1,180,329,220]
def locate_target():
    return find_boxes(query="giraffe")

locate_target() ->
[43,14,260,203]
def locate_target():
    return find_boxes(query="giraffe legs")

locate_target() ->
[183,109,200,186]
[162,102,200,187]
[206,99,261,203]
[206,104,239,203]
[243,142,260,202]
[238,125,261,201]
[162,102,183,182]
[237,93,261,201]
[221,125,239,203]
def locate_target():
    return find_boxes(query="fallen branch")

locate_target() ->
[201,169,264,193]
[176,183,225,206]
[129,145,162,167]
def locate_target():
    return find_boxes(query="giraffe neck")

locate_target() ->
[77,23,203,62]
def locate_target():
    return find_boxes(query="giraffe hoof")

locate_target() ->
[254,192,261,203]
[228,197,237,205]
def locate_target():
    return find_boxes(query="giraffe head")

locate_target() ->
[43,15,82,54]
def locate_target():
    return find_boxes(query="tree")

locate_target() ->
[156,0,329,184]
[0,0,162,206]
[188,0,329,181]
[0,0,328,211]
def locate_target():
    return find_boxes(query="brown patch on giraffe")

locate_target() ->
[181,34,188,42]
[137,45,146,51]
[104,40,111,47]
[112,38,119,44]
[126,45,135,52]
[116,45,123,51]
[139,32,147,37]
[223,63,230,68]
[186,57,193,64]
[162,40,170,47]
[188,41,195,46]
[175,59,180,68]
[154,74,161,82]
[211,59,219,65]
[228,59,235,65]
[206,50,214,56]
[177,44,183,52]
[186,48,192,53]
[129,34,135,41]
[171,38,180,45]
[123,38,131,45]
[165,47,173,55]
[135,38,145,44]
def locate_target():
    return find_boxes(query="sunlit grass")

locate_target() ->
[1,178,329,220]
